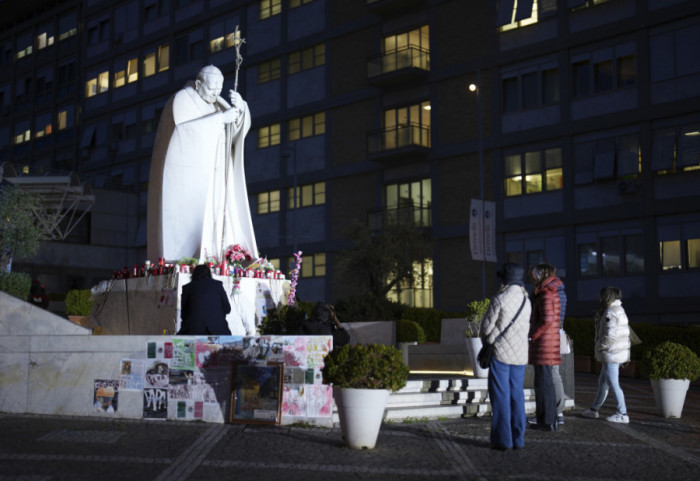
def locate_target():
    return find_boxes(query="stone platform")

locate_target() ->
[91,272,290,336]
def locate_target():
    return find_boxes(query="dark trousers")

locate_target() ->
[534,364,557,426]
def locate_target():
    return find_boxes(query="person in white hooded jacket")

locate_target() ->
[582,286,631,423]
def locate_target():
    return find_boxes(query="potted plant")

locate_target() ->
[65,289,93,327]
[464,298,490,378]
[322,343,409,449]
[643,341,700,418]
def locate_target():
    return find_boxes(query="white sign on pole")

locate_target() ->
[469,199,497,262]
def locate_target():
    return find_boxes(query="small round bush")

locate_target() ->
[65,289,93,316]
[643,341,700,381]
[322,343,409,392]
[396,319,426,344]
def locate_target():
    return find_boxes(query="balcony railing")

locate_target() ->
[367,45,430,79]
[367,123,431,155]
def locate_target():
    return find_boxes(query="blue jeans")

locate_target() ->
[488,358,526,449]
[592,362,627,414]
[534,364,557,425]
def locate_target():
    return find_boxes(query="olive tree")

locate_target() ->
[0,185,46,272]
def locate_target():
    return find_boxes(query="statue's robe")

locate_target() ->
[147,81,258,263]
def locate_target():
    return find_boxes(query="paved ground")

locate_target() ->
[0,373,698,481]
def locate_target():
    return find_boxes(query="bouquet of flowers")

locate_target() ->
[224,244,253,267]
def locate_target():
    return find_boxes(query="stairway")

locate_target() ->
[332,375,574,423]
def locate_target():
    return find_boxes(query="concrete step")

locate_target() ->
[331,376,574,423]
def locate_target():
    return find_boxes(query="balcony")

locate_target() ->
[367,123,430,164]
[367,46,430,88]
[368,205,432,231]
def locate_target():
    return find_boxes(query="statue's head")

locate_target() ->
[195,65,224,104]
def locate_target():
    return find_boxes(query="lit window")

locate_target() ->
[127,58,139,83]
[288,112,325,140]
[387,259,433,308]
[505,148,562,196]
[498,0,540,31]
[210,36,224,53]
[290,0,314,8]
[288,44,325,74]
[98,71,109,93]
[258,58,281,84]
[57,110,68,130]
[158,45,170,72]
[86,78,97,97]
[226,28,242,49]
[258,123,281,148]
[259,0,281,20]
[689,239,700,269]
[144,52,156,77]
[660,240,681,271]
[377,25,430,75]
[385,179,431,227]
[114,70,126,88]
[298,253,326,278]
[257,190,280,214]
[288,182,325,209]
[381,102,431,150]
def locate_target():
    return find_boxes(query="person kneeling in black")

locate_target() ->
[178,264,232,335]
[300,302,350,349]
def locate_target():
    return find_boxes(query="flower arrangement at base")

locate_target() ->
[225,244,253,270]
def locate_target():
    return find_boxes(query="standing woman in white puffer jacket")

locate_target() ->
[582,286,631,423]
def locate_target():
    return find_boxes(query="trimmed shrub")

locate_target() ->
[396,319,427,344]
[322,343,409,391]
[64,289,93,316]
[643,341,700,381]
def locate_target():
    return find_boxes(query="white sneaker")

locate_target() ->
[581,409,599,419]
[606,412,629,424]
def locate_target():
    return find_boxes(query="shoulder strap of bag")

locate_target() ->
[492,294,527,346]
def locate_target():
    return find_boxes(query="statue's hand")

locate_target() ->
[221,107,240,124]
[229,90,244,110]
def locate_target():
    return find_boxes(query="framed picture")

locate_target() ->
[230,362,283,424]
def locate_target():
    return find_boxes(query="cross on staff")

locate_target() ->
[232,25,246,92]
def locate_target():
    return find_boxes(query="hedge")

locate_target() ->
[564,317,700,360]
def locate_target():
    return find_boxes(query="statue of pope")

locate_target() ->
[147,65,258,263]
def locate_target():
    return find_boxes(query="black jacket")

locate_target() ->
[178,278,232,335]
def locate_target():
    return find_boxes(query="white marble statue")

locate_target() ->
[147,65,258,263]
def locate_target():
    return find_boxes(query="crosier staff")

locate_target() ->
[232,25,245,92]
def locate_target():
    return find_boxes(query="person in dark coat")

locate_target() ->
[177,264,232,335]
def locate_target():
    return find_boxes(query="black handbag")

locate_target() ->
[477,295,527,370]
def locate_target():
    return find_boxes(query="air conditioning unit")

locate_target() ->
[617,180,639,194]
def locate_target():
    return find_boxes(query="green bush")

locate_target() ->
[564,318,596,357]
[322,343,409,391]
[65,289,93,316]
[396,319,427,344]
[258,302,312,335]
[0,271,31,301]
[464,298,490,337]
[642,341,700,381]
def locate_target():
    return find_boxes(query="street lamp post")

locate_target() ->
[469,71,486,299]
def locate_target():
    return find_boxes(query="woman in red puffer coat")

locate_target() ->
[528,268,562,431]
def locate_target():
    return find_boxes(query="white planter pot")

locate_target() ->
[650,378,690,418]
[465,337,489,378]
[333,387,390,450]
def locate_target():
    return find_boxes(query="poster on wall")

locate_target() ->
[93,379,119,414]
[118,359,145,391]
[230,362,283,424]
[143,387,168,419]
[305,384,333,418]
[147,341,173,359]
[281,384,306,417]
[175,400,204,420]
[172,338,196,370]
[169,369,195,400]
[144,359,170,388]
[305,336,331,369]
